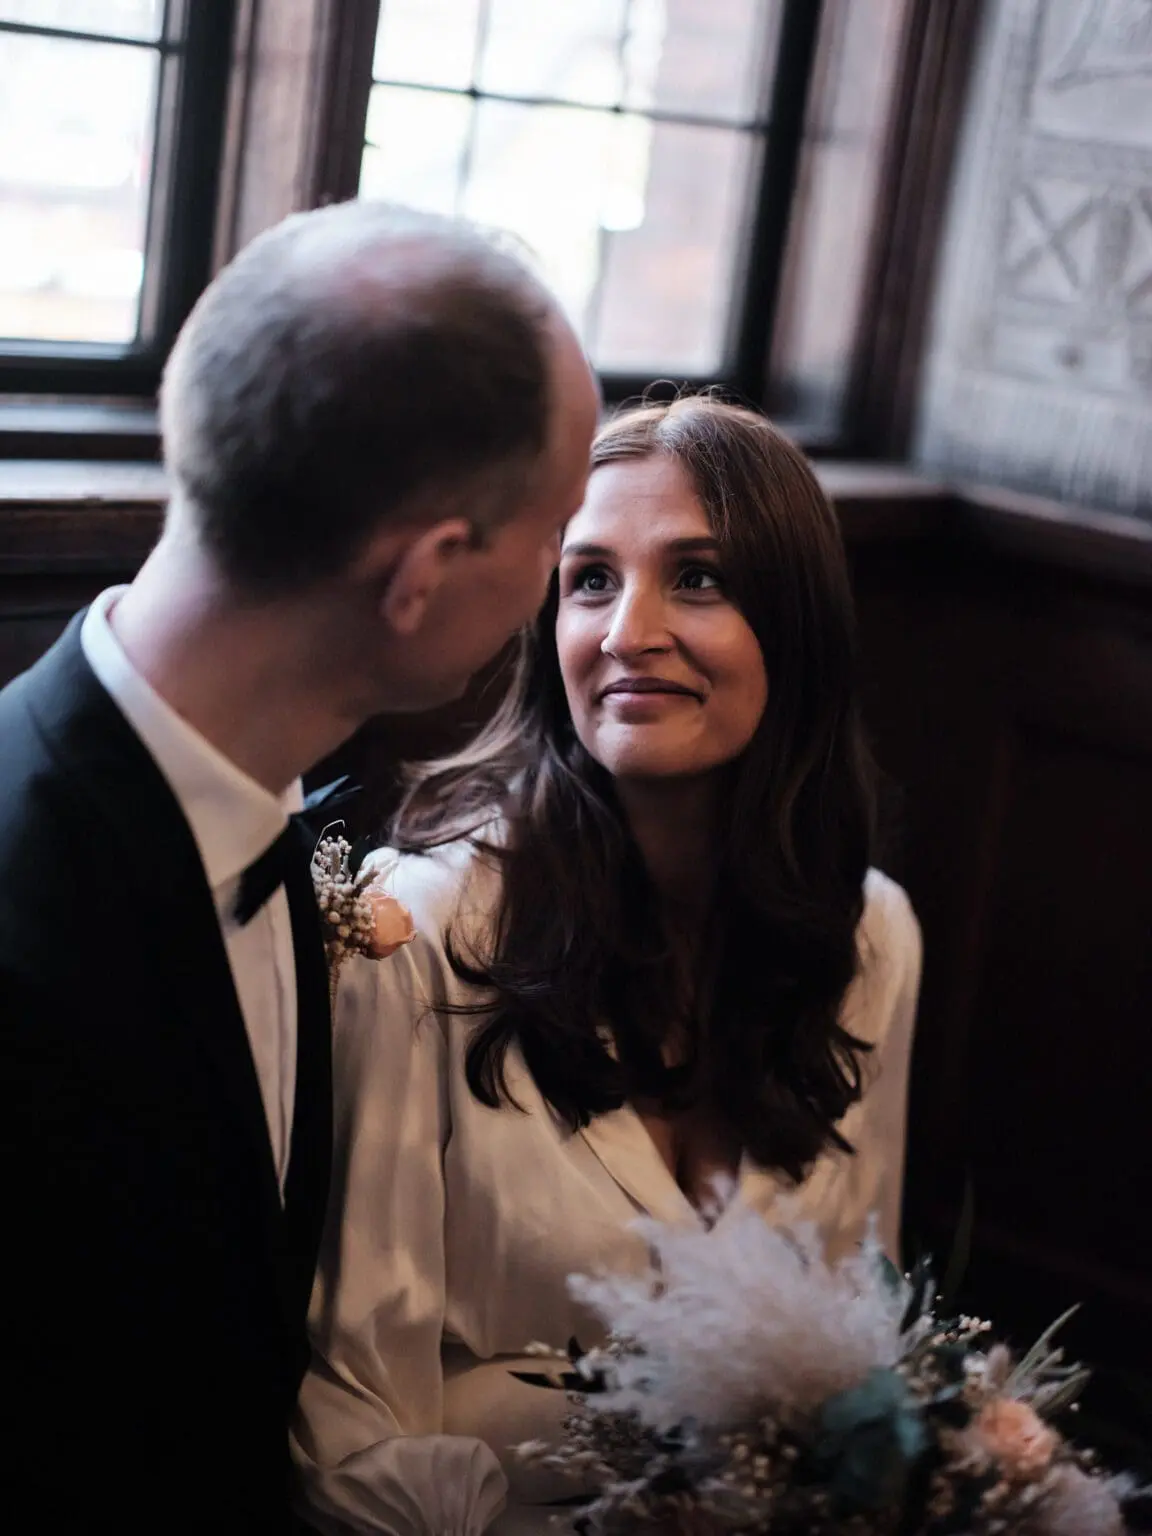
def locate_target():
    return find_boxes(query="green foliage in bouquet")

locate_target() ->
[515,1204,1150,1535]
[810,1367,926,1514]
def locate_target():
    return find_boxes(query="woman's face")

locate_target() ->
[556,453,769,784]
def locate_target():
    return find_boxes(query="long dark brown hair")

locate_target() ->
[392,397,878,1183]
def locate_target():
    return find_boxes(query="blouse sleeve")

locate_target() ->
[850,870,924,1267]
[292,851,508,1536]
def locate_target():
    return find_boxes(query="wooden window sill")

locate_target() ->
[0,401,160,462]
[1,457,1149,593]
[0,460,167,573]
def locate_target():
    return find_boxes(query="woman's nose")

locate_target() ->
[600,583,672,658]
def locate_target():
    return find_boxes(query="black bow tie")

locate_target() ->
[233,775,363,926]
[235,818,310,926]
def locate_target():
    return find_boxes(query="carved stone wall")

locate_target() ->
[916,0,1152,514]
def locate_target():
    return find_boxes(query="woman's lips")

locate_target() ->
[597,679,703,718]
[598,678,701,700]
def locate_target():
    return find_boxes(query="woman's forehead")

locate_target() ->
[564,456,709,549]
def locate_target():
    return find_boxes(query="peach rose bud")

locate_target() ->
[972,1397,1058,1480]
[362,883,415,959]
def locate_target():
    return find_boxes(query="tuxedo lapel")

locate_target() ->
[23,618,284,1220]
[282,834,333,1319]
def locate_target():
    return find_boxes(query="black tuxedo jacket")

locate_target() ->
[0,616,332,1533]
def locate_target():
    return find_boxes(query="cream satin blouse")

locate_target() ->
[294,837,922,1536]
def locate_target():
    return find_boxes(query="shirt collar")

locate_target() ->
[80,587,304,891]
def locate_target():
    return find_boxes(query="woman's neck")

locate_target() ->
[616,776,721,915]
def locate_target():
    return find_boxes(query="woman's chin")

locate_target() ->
[587,722,725,783]
[601,748,703,782]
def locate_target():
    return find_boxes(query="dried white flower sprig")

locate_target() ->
[311,835,415,1006]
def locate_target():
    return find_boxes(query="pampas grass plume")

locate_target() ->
[569,1196,906,1433]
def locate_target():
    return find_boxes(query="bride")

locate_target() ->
[294,397,922,1535]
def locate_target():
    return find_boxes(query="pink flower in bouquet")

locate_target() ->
[972,1397,1057,1480]
[361,882,415,959]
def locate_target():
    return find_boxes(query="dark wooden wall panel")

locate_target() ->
[850,527,1152,1462]
[0,576,133,685]
[971,720,1152,1258]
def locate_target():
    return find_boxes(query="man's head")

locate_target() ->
[160,201,600,712]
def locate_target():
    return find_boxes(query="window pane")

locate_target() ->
[802,0,909,140]
[0,31,157,343]
[769,0,910,432]
[624,0,781,124]
[460,99,754,375]
[593,121,758,374]
[0,0,162,40]
[362,0,781,379]
[477,0,627,108]
[372,0,482,92]
[463,100,615,332]
[769,140,877,429]
[360,85,472,218]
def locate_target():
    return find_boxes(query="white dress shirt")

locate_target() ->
[80,587,300,1198]
[294,837,922,1536]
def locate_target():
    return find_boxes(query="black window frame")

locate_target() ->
[358,0,826,409]
[0,0,236,397]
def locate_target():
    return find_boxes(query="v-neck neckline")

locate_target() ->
[579,1100,766,1225]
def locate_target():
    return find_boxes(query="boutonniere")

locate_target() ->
[310,834,415,1006]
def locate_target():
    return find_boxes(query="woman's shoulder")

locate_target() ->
[361,826,506,956]
[849,868,923,1046]
[860,868,920,967]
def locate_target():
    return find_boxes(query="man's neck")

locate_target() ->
[110,534,359,796]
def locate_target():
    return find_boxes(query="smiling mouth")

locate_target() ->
[599,679,702,701]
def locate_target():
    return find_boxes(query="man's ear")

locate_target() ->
[364,517,474,637]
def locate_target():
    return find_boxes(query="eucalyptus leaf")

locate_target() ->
[813,1368,928,1514]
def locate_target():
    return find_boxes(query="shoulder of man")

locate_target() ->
[0,661,87,945]
[0,615,112,847]
[0,623,169,981]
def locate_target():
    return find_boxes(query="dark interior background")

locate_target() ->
[2,0,1150,1470]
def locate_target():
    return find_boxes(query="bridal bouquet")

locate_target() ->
[516,1202,1149,1535]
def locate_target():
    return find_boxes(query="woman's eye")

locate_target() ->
[570,565,612,594]
[678,564,723,593]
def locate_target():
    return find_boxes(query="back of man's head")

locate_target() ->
[160,201,555,593]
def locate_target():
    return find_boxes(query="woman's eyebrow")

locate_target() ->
[666,536,721,553]
[560,541,613,559]
[561,536,720,558]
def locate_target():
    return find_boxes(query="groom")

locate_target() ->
[0,202,598,1531]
